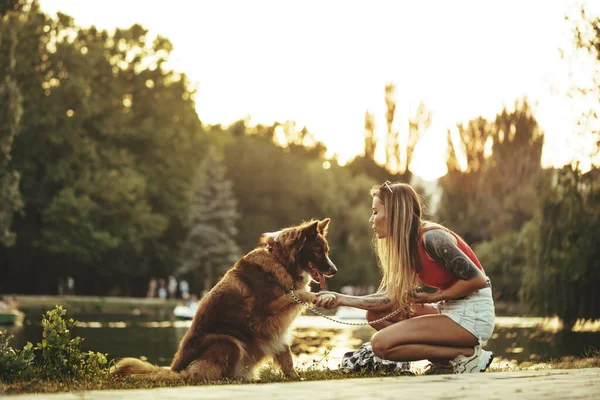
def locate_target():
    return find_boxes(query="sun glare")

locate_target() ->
[37,0,600,180]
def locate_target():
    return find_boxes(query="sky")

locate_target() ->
[38,0,600,181]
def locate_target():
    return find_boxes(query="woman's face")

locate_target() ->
[369,196,387,239]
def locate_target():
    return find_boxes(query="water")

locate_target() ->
[6,312,600,371]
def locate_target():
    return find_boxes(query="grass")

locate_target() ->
[2,350,599,396]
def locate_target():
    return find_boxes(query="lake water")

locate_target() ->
[6,310,600,372]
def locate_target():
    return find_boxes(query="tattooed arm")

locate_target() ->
[313,291,392,311]
[413,229,488,302]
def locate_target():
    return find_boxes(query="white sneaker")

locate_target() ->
[450,345,482,374]
[478,349,494,372]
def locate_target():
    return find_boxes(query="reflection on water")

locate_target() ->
[8,313,600,370]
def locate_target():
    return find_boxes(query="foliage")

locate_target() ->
[438,100,543,244]
[521,167,600,328]
[0,1,207,295]
[0,331,34,383]
[569,5,600,157]
[0,306,109,384]
[217,122,382,291]
[473,231,526,302]
[0,1,24,246]
[36,306,109,380]
[179,149,240,292]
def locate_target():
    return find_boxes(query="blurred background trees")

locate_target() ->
[0,0,599,328]
[178,149,239,294]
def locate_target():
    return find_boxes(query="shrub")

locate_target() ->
[36,306,109,380]
[0,331,35,383]
[0,306,110,383]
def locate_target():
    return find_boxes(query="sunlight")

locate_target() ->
[37,0,600,180]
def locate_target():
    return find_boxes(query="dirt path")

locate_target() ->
[6,368,600,399]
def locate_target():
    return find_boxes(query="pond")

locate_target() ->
[6,310,600,372]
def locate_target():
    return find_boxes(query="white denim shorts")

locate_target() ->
[437,285,495,344]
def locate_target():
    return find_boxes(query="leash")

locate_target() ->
[288,290,404,327]
[265,243,404,327]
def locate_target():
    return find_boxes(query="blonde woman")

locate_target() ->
[314,181,495,374]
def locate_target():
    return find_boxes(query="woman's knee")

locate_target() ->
[370,332,390,359]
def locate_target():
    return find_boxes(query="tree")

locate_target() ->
[0,4,24,246]
[345,110,392,183]
[0,4,207,295]
[217,120,384,291]
[569,5,600,157]
[438,100,543,242]
[480,99,544,237]
[521,167,600,328]
[437,101,544,303]
[363,110,376,160]
[519,4,600,326]
[405,101,432,184]
[384,83,398,172]
[179,150,240,294]
[437,117,493,244]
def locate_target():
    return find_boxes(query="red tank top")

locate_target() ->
[416,226,484,290]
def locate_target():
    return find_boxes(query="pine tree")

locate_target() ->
[179,150,240,294]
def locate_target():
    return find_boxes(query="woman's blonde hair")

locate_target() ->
[370,181,424,312]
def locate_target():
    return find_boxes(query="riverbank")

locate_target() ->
[5,295,183,317]
[4,368,600,399]
[5,294,524,316]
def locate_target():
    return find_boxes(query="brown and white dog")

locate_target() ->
[113,218,336,382]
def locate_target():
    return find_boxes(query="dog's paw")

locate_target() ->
[318,293,336,301]
[286,371,301,381]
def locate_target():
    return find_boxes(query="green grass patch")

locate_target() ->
[1,306,599,395]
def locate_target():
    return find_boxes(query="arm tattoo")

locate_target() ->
[345,294,391,309]
[423,230,479,280]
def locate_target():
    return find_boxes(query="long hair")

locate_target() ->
[370,182,424,312]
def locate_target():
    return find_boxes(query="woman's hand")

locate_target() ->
[313,291,343,309]
[408,289,441,304]
[409,303,439,316]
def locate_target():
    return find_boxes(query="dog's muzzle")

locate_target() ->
[326,257,337,276]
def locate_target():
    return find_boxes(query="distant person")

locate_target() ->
[167,276,177,299]
[187,293,198,308]
[157,278,167,300]
[179,279,190,300]
[340,285,355,295]
[314,181,495,374]
[57,276,65,296]
[66,276,75,295]
[8,296,20,310]
[146,278,157,298]
[0,296,7,312]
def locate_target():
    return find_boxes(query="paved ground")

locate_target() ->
[6,368,600,399]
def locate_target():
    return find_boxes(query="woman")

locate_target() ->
[314,181,495,374]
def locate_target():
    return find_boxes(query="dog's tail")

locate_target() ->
[112,357,184,381]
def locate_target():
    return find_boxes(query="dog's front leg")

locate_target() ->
[273,345,300,380]
[293,289,316,304]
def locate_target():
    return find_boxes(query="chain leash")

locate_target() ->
[288,290,404,327]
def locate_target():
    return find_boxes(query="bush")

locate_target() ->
[36,306,109,380]
[0,306,110,383]
[0,331,35,383]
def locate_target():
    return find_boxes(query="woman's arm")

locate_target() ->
[313,291,392,311]
[415,229,488,302]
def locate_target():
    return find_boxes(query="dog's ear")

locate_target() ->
[260,230,281,247]
[318,218,330,236]
[301,220,319,239]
